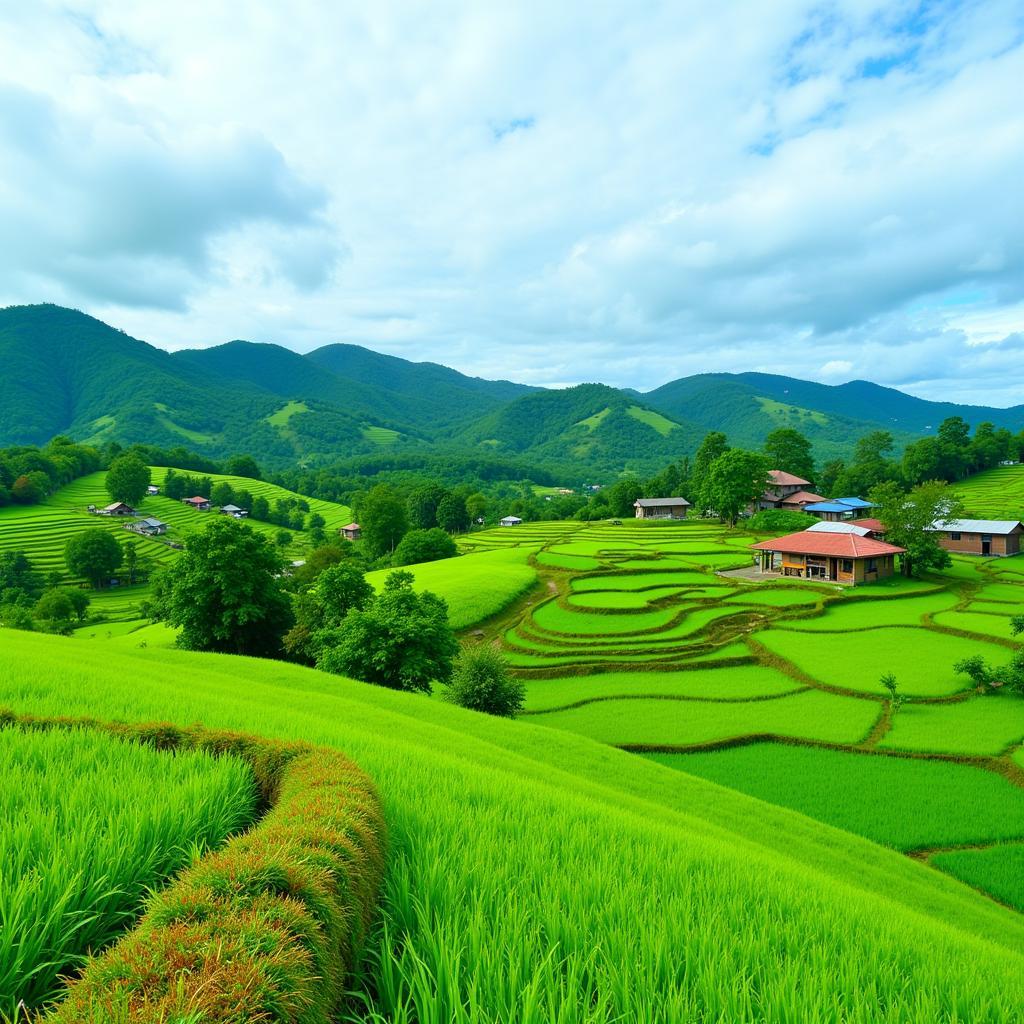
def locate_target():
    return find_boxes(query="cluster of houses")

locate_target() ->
[88,490,260,542]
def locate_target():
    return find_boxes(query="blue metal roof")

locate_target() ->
[803,501,854,513]
[834,496,873,508]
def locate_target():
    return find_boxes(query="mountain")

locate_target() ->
[455,383,703,475]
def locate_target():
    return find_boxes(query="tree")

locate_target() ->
[316,570,458,693]
[123,540,138,585]
[34,588,76,631]
[955,638,1024,697]
[151,518,294,656]
[66,588,90,622]
[445,646,525,717]
[275,530,293,550]
[466,492,487,525]
[251,496,270,521]
[936,416,971,480]
[868,479,964,577]
[283,561,373,664]
[0,551,41,600]
[817,459,845,497]
[407,483,448,530]
[359,484,408,558]
[394,528,458,566]
[226,454,262,479]
[901,437,943,486]
[606,477,644,518]
[436,494,469,533]
[11,472,47,504]
[880,672,904,713]
[704,449,770,525]
[763,428,814,483]
[105,454,151,506]
[291,543,355,588]
[65,529,123,588]
[691,432,729,512]
[306,512,326,532]
[211,481,235,508]
[835,431,896,495]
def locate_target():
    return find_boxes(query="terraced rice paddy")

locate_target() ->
[0,726,257,1015]
[447,519,1024,911]
[955,465,1024,519]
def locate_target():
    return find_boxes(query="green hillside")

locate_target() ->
[3,630,1024,1020]
[955,464,1024,519]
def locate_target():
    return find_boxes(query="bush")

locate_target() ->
[393,527,457,566]
[747,509,819,533]
[445,646,525,717]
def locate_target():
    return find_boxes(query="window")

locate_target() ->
[981,534,992,542]
[950,532,961,541]
[866,559,878,573]
[840,559,854,573]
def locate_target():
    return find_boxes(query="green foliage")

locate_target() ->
[445,646,525,717]
[763,427,815,482]
[152,518,294,656]
[65,528,123,588]
[0,725,257,1015]
[393,527,458,566]
[705,448,770,524]
[436,493,469,532]
[33,588,76,631]
[225,453,262,479]
[869,478,964,576]
[880,672,905,712]
[105,453,151,506]
[358,483,409,557]
[317,570,458,692]
[284,561,373,664]
[747,508,817,533]
[933,844,1024,914]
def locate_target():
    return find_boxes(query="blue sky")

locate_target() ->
[0,1,1022,403]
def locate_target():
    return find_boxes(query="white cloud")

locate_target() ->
[0,0,1022,404]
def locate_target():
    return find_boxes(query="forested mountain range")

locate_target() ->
[3,303,1023,476]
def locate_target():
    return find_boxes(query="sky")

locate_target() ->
[1,1,1023,404]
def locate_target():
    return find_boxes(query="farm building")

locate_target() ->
[805,521,872,537]
[97,502,136,516]
[219,504,248,518]
[500,516,523,526]
[146,485,160,496]
[756,471,825,511]
[340,523,361,541]
[183,496,211,511]
[927,519,1023,557]
[802,496,874,521]
[127,517,168,536]
[751,531,905,585]
[634,497,690,520]
[848,518,887,537]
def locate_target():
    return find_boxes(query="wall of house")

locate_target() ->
[937,533,1020,556]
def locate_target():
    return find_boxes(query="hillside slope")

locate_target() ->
[3,631,1023,1021]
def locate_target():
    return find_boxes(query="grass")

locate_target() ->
[363,425,401,446]
[776,592,959,630]
[531,599,681,635]
[933,608,1024,640]
[881,697,1024,756]
[626,406,678,436]
[567,587,688,609]
[954,465,1024,519]
[0,725,258,1015]
[528,688,879,747]
[366,546,538,630]
[756,626,988,696]
[933,844,1024,913]
[648,744,1024,851]
[575,407,611,430]
[266,399,310,427]
[4,632,1024,1021]
[535,551,603,571]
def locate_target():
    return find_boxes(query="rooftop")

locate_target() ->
[806,521,872,537]
[767,470,812,487]
[782,490,827,504]
[635,497,691,507]
[848,518,886,533]
[751,531,905,558]
[929,519,1024,535]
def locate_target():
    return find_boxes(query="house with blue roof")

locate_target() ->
[803,496,875,522]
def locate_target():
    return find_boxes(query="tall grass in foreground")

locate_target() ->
[0,726,258,1016]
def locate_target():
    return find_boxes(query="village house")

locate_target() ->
[755,471,826,511]
[927,519,1023,557]
[127,517,168,536]
[500,516,523,526]
[634,497,690,520]
[751,530,904,585]
[146,485,160,496]
[805,521,873,538]
[339,523,361,541]
[802,497,874,521]
[847,518,887,538]
[97,501,136,516]
[219,504,248,518]
[183,496,212,511]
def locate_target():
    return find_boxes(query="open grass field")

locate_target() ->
[0,725,257,1015]
[4,630,1024,1021]
[955,465,1024,519]
[933,843,1024,912]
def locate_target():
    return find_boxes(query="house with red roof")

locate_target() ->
[751,530,905,585]
[755,470,826,512]
[183,495,212,511]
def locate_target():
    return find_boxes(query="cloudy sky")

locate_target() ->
[1,1,1022,403]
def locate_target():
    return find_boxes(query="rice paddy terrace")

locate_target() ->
[460,518,1024,911]
[955,463,1024,519]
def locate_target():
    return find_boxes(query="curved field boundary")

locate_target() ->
[0,711,386,1024]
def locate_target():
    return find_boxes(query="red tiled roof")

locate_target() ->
[767,469,812,487]
[751,531,905,558]
[342,523,360,531]
[780,490,827,505]
[848,518,886,533]
[185,495,207,502]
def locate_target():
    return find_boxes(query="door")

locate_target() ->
[982,537,991,555]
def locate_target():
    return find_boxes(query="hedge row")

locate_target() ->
[0,711,386,1024]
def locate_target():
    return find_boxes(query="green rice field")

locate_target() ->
[955,465,1024,519]
[0,725,257,1015]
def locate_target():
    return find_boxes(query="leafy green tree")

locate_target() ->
[955,642,1024,697]
[211,481,235,507]
[283,561,373,664]
[226,454,262,479]
[123,540,138,585]
[316,570,458,693]
[606,477,644,517]
[359,484,409,558]
[407,483,448,530]
[151,518,294,656]
[936,416,971,481]
[704,449,770,526]
[105,454,151,506]
[394,528,458,566]
[436,494,469,533]
[251,496,270,521]
[66,588,90,622]
[291,543,355,588]
[834,431,896,496]
[691,432,729,512]
[817,459,845,497]
[901,437,943,486]
[0,551,41,600]
[11,472,48,504]
[880,672,904,712]
[65,529,123,588]
[34,588,76,631]
[445,646,525,717]
[466,492,488,525]
[763,428,814,483]
[275,530,293,550]
[306,512,326,531]
[868,479,964,577]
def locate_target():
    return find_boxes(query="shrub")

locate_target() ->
[445,646,525,717]
[747,509,818,533]
[393,527,457,566]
